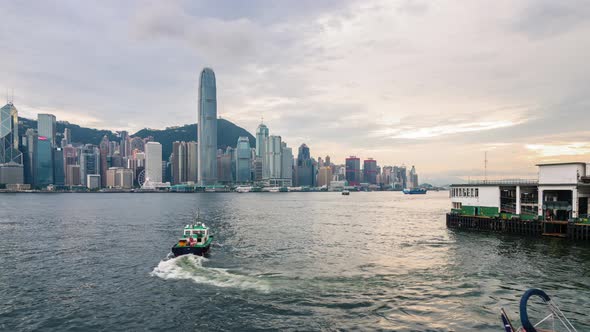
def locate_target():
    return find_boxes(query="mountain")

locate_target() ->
[132,119,255,159]
[18,118,256,159]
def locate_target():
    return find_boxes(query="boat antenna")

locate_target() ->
[484,151,488,183]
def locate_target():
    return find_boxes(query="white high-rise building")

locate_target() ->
[281,142,293,186]
[145,142,162,183]
[256,123,269,179]
[268,135,282,180]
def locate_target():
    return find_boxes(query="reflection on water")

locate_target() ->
[0,192,589,331]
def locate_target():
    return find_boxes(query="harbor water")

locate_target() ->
[1,192,589,331]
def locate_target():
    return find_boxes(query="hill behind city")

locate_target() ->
[18,117,256,159]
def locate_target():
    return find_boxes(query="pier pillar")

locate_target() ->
[538,188,544,217]
[516,186,521,215]
[572,189,578,218]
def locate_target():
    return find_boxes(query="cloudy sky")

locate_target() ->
[1,0,589,183]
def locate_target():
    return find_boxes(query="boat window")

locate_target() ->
[475,188,478,197]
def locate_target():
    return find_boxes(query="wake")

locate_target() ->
[151,255,271,293]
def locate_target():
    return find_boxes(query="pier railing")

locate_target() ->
[465,179,538,185]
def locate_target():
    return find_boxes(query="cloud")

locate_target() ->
[525,143,590,157]
[512,0,590,39]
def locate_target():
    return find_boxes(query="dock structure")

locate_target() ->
[447,162,590,240]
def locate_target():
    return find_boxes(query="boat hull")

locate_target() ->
[171,244,210,257]
[403,189,427,194]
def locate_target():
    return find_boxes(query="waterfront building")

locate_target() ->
[325,155,331,166]
[37,114,57,147]
[66,165,81,186]
[80,144,100,186]
[99,135,109,187]
[0,163,24,184]
[268,135,282,181]
[318,166,333,188]
[295,144,315,187]
[63,145,77,185]
[172,141,188,184]
[256,122,269,179]
[197,67,218,186]
[235,136,252,183]
[345,156,361,186]
[145,142,162,183]
[23,129,38,185]
[363,158,378,185]
[35,136,54,187]
[408,165,419,188]
[393,166,407,189]
[280,142,293,187]
[53,148,65,186]
[0,102,23,165]
[87,174,101,189]
[187,141,198,183]
[216,150,233,184]
[253,157,263,181]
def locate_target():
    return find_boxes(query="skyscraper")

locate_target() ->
[363,158,378,184]
[37,114,57,147]
[23,129,38,185]
[197,67,217,186]
[79,144,100,186]
[63,128,71,146]
[187,141,198,183]
[409,165,419,189]
[145,142,162,183]
[345,156,361,186]
[296,143,315,187]
[99,135,109,187]
[0,102,22,165]
[256,122,269,179]
[280,142,293,187]
[235,136,251,183]
[53,148,65,186]
[268,135,282,181]
[318,166,333,187]
[35,136,54,187]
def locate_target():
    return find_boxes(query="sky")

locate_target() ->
[1,0,589,184]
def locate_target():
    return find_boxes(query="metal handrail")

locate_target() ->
[466,179,538,185]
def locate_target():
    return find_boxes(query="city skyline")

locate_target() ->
[1,1,589,183]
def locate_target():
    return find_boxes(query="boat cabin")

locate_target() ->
[181,223,210,245]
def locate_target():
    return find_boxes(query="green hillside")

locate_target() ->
[18,118,256,160]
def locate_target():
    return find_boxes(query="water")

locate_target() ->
[1,192,589,331]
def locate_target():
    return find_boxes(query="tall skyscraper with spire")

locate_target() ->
[197,68,218,186]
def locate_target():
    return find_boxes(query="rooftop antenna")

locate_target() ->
[11,88,14,104]
[261,115,264,124]
[484,151,488,183]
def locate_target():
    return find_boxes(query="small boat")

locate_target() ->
[402,188,427,195]
[342,190,350,195]
[501,288,577,332]
[171,219,214,257]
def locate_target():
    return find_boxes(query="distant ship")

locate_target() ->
[403,188,427,195]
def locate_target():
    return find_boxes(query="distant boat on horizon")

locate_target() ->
[403,188,427,195]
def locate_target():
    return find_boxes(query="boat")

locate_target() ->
[171,220,214,257]
[342,190,350,195]
[501,288,577,332]
[403,188,427,195]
